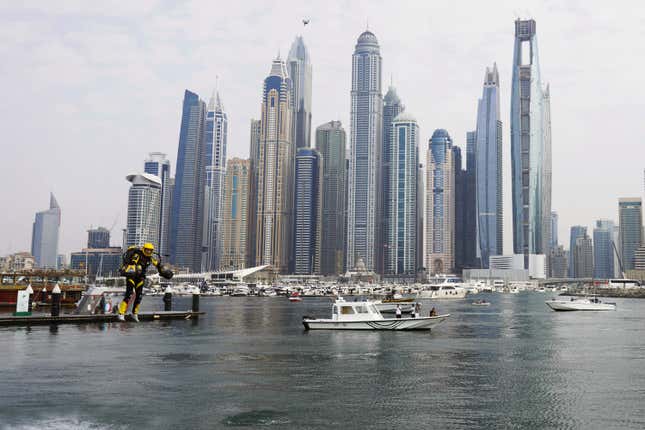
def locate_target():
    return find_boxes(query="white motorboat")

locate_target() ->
[417,285,467,299]
[545,297,616,311]
[170,283,201,296]
[302,298,449,330]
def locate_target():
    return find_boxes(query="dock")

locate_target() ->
[0,311,204,327]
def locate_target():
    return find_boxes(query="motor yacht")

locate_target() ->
[230,285,250,297]
[545,296,616,311]
[302,297,449,330]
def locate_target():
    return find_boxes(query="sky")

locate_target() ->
[1,0,644,257]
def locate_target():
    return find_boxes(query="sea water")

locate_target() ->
[1,293,644,429]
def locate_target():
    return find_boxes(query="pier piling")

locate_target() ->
[192,293,200,312]
[51,284,61,317]
[163,290,172,311]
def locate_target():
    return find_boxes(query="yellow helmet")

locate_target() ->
[142,243,154,256]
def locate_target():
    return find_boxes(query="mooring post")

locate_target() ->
[41,287,47,305]
[51,283,61,317]
[25,284,34,313]
[192,293,200,312]
[163,286,172,311]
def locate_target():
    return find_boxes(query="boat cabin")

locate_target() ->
[332,299,382,321]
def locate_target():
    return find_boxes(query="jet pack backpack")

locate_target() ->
[120,246,144,276]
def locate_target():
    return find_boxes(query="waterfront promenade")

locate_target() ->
[1,293,645,429]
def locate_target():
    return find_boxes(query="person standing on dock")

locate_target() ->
[118,243,173,322]
[395,305,402,319]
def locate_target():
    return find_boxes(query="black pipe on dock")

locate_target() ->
[163,291,172,311]
[192,294,200,312]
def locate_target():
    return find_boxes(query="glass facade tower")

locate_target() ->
[569,226,587,278]
[288,36,312,150]
[385,112,418,275]
[31,193,61,269]
[619,198,643,271]
[475,64,503,267]
[382,86,405,273]
[593,219,615,279]
[169,90,206,272]
[126,173,162,250]
[293,148,322,274]
[511,19,552,268]
[347,30,383,271]
[425,129,455,275]
[254,57,294,274]
[203,92,228,272]
[144,152,171,258]
[316,121,347,275]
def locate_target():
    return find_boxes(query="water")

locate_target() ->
[1,293,645,429]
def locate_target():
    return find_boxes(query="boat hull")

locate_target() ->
[303,314,449,331]
[545,300,616,311]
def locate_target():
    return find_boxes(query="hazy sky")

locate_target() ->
[1,0,644,257]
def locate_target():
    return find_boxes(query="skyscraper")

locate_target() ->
[125,173,161,249]
[619,198,643,271]
[87,227,110,249]
[316,120,347,275]
[31,193,61,269]
[203,91,228,271]
[550,211,559,250]
[293,148,322,274]
[568,226,587,278]
[593,219,615,279]
[426,129,455,275]
[464,131,478,268]
[170,90,206,272]
[247,119,262,268]
[288,36,312,149]
[255,57,294,273]
[475,64,503,267]
[144,152,171,257]
[453,144,466,272]
[385,112,418,275]
[347,30,383,271]
[573,235,593,279]
[510,19,552,268]
[221,158,249,270]
[382,85,405,273]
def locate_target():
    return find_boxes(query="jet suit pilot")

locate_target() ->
[118,243,173,322]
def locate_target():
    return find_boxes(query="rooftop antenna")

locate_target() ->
[366,18,369,31]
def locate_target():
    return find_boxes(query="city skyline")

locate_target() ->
[2,2,644,256]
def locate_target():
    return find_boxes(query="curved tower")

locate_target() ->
[347,30,383,271]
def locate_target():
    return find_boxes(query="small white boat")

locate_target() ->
[545,297,616,311]
[471,300,490,306]
[302,298,449,330]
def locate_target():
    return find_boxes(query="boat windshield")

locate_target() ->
[340,306,355,315]
[354,305,369,314]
